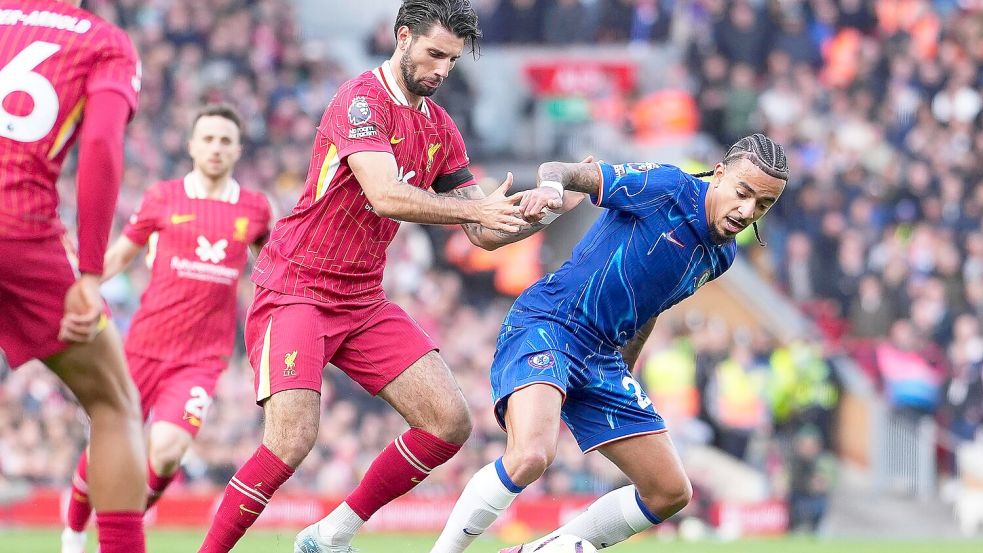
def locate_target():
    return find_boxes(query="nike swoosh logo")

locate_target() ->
[463,528,482,536]
[170,214,196,224]
[662,230,684,248]
[410,477,423,483]
[239,504,261,516]
[390,136,404,145]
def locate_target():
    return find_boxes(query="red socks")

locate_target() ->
[66,451,92,532]
[346,428,462,520]
[146,464,176,509]
[96,511,145,553]
[68,454,146,551]
[198,445,294,552]
[67,450,179,532]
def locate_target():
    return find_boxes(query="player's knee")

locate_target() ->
[74,369,127,407]
[149,441,186,476]
[263,419,317,468]
[86,378,141,424]
[638,475,692,519]
[506,446,553,485]
[442,404,473,445]
[424,398,472,445]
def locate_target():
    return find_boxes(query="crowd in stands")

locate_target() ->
[2,0,982,535]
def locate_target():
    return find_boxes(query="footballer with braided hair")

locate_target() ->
[431,134,788,553]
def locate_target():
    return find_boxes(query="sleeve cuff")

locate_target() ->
[590,162,610,207]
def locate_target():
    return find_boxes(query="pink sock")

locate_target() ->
[346,428,462,520]
[96,511,145,553]
[66,451,92,532]
[198,445,294,552]
[146,463,176,509]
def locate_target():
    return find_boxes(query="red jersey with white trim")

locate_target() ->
[0,0,140,239]
[252,63,474,303]
[123,175,272,363]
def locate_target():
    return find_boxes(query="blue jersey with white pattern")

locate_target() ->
[510,162,737,350]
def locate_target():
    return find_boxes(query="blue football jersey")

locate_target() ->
[509,162,737,349]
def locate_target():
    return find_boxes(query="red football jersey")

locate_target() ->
[252,63,474,303]
[0,0,140,239]
[123,175,272,363]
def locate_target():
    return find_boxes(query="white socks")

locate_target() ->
[60,527,86,553]
[431,458,524,553]
[528,485,660,550]
[314,501,365,546]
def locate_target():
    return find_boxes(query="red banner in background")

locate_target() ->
[2,490,787,537]
[708,499,789,537]
[524,61,636,97]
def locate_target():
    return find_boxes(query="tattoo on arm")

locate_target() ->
[489,221,545,240]
[444,184,546,246]
[539,162,601,196]
[445,186,483,236]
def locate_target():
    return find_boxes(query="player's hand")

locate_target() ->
[518,187,562,220]
[59,274,105,343]
[476,172,528,233]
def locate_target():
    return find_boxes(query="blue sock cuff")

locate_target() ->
[635,489,663,524]
[494,457,525,494]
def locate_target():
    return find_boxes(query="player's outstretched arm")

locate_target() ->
[518,155,594,219]
[537,160,603,197]
[101,236,143,283]
[620,315,658,372]
[349,151,527,232]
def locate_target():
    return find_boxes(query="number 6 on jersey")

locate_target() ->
[0,41,62,143]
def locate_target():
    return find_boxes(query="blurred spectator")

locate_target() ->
[365,17,397,58]
[722,63,759,144]
[786,425,836,534]
[706,343,769,461]
[848,275,899,339]
[595,0,635,42]
[543,0,588,45]
[627,0,672,44]
[877,320,946,413]
[474,0,510,43]
[506,0,545,44]
[770,7,821,68]
[713,1,770,72]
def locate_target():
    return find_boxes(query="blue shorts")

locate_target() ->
[490,317,667,452]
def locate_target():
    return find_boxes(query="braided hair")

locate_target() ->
[724,133,789,180]
[693,134,788,246]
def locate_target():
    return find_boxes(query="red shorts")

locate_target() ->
[245,287,437,403]
[127,351,226,435]
[0,235,81,368]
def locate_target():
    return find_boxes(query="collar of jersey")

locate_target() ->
[183,172,240,204]
[693,176,712,242]
[373,62,431,117]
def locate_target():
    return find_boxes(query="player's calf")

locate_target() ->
[146,423,194,508]
[198,390,315,552]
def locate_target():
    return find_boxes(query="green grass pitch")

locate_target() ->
[2,530,982,553]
